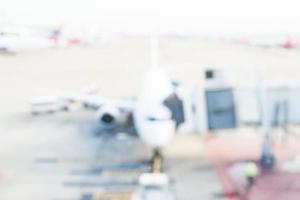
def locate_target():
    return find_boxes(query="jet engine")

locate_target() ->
[96,105,126,127]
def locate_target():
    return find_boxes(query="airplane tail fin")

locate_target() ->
[49,27,62,44]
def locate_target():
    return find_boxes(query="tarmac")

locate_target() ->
[1,37,300,199]
[0,108,223,199]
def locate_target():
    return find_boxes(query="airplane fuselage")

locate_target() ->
[133,67,176,150]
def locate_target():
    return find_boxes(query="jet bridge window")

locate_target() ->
[206,88,237,130]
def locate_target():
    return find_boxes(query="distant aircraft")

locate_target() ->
[250,35,298,49]
[223,35,298,50]
[48,27,62,45]
[49,26,81,47]
[280,36,298,49]
[48,25,98,47]
[0,26,52,53]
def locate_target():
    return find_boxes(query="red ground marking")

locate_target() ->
[203,133,300,200]
[213,163,241,200]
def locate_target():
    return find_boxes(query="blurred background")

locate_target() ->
[1,0,300,200]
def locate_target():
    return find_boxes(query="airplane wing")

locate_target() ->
[63,94,135,112]
[30,94,135,115]
[30,85,135,114]
[30,95,70,114]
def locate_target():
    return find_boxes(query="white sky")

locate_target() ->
[1,0,300,34]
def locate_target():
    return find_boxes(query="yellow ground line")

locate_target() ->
[92,192,133,200]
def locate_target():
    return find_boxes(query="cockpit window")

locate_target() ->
[163,93,185,127]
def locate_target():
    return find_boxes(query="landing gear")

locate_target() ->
[151,149,163,173]
[137,149,171,197]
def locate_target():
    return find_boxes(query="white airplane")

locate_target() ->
[30,36,185,175]
[0,26,52,53]
[31,67,185,177]
[31,67,184,160]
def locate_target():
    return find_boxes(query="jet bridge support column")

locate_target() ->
[259,85,275,169]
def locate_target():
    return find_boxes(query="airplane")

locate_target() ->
[31,67,184,171]
[48,26,82,47]
[248,35,298,49]
[48,25,100,47]
[30,36,185,176]
[280,36,298,49]
[223,35,298,50]
[0,26,52,53]
[30,67,185,181]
